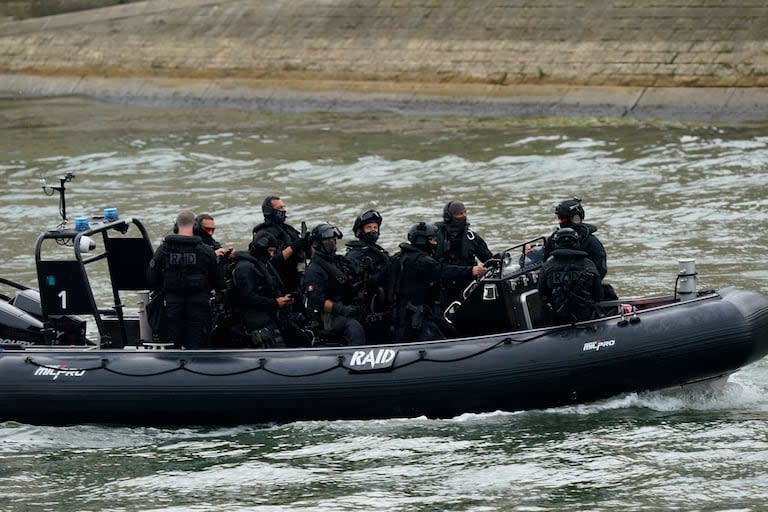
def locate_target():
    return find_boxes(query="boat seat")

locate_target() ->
[519,289,547,329]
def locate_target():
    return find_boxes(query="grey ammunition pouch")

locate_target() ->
[321,311,334,331]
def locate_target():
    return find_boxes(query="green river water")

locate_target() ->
[1,96,767,512]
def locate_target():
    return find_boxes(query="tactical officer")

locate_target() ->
[229,232,309,348]
[304,223,366,346]
[346,209,390,279]
[194,213,237,338]
[196,213,234,260]
[435,200,494,307]
[252,196,307,294]
[395,222,486,342]
[538,227,604,324]
[147,210,224,349]
[542,198,607,279]
[345,209,392,342]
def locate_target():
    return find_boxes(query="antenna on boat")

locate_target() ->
[40,172,75,225]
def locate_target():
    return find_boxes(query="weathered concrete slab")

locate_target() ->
[1,0,767,121]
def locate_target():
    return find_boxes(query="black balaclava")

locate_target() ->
[415,239,437,257]
[318,238,337,256]
[445,200,467,234]
[273,209,287,224]
[360,230,379,245]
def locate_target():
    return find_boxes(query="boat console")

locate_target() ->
[444,238,549,335]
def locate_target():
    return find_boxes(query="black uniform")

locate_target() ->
[538,247,604,324]
[252,220,305,293]
[434,220,493,306]
[395,242,476,342]
[231,251,311,348]
[229,251,285,343]
[346,240,391,284]
[345,239,392,343]
[542,223,607,279]
[198,229,234,295]
[198,230,223,252]
[146,234,224,348]
[304,251,366,346]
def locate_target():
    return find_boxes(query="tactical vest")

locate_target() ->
[309,253,358,304]
[232,256,280,302]
[253,221,299,250]
[543,259,596,320]
[397,248,439,308]
[436,222,475,266]
[162,240,209,294]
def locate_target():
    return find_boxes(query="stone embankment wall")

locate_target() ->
[0,0,136,21]
[1,0,766,88]
[1,0,767,120]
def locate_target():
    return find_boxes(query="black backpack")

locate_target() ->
[549,269,597,322]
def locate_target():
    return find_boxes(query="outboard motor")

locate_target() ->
[0,301,45,345]
[676,258,698,301]
[11,288,43,316]
[3,288,87,345]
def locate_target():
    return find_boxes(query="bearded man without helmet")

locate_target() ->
[195,213,234,260]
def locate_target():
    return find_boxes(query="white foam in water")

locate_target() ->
[505,134,564,146]
[547,372,767,416]
[6,108,768,512]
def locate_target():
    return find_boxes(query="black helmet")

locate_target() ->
[407,222,439,247]
[261,195,280,218]
[353,209,383,238]
[554,198,585,222]
[553,227,580,249]
[249,231,278,257]
[310,223,343,244]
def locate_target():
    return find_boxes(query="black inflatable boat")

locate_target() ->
[1,184,767,426]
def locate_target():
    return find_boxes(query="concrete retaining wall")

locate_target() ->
[1,0,767,120]
[2,0,767,87]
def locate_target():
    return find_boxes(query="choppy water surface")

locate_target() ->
[1,97,768,511]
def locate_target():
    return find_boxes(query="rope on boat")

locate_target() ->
[390,337,513,370]
[22,334,542,378]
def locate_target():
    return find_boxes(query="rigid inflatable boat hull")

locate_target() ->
[1,287,767,426]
